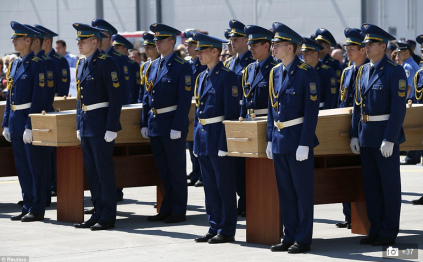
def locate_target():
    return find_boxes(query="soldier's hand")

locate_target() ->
[2,127,11,142]
[296,145,309,161]
[23,129,33,144]
[380,140,394,158]
[266,142,273,159]
[141,127,149,138]
[218,150,227,157]
[170,129,181,140]
[104,131,117,142]
[76,130,81,141]
[350,137,360,154]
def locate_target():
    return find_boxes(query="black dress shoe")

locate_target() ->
[195,233,216,242]
[194,180,203,187]
[237,207,246,216]
[74,218,98,228]
[117,196,124,202]
[372,236,395,246]
[147,213,171,222]
[208,234,235,244]
[336,221,351,229]
[287,242,310,253]
[21,212,44,222]
[51,191,57,197]
[271,242,293,252]
[90,223,114,231]
[84,207,95,215]
[187,180,197,186]
[153,203,157,208]
[412,196,423,205]
[11,212,27,221]
[400,160,418,165]
[360,235,378,245]
[164,214,186,223]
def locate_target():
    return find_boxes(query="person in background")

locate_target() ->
[55,39,78,68]
[129,49,142,65]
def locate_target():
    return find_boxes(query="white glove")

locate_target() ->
[380,140,394,158]
[193,152,198,157]
[296,145,309,161]
[218,150,227,157]
[104,131,117,142]
[266,141,273,159]
[350,137,360,154]
[141,127,149,138]
[2,127,11,142]
[170,129,181,140]
[23,129,33,144]
[76,130,81,141]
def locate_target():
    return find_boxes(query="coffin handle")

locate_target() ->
[227,137,250,142]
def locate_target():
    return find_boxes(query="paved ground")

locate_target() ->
[0,154,422,262]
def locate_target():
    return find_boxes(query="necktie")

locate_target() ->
[282,69,287,82]
[235,57,240,67]
[16,59,22,70]
[254,64,260,79]
[156,58,165,80]
[83,58,88,72]
[369,66,375,81]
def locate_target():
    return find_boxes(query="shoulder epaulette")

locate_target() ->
[270,61,278,66]
[31,57,41,62]
[328,57,335,62]
[112,51,122,57]
[53,53,63,59]
[221,66,230,72]
[387,60,398,66]
[297,62,310,70]
[98,54,108,60]
[321,64,329,69]
[272,63,282,70]
[128,59,135,64]
[175,56,186,64]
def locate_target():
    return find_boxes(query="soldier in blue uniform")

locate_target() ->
[226,19,255,217]
[2,21,50,222]
[91,18,131,105]
[139,32,160,103]
[240,25,277,119]
[72,23,122,230]
[336,28,368,229]
[267,22,320,253]
[350,23,406,245]
[222,29,234,67]
[314,28,342,90]
[184,30,207,187]
[339,28,368,108]
[140,23,192,223]
[301,37,337,109]
[34,25,70,97]
[192,32,240,244]
[111,34,141,104]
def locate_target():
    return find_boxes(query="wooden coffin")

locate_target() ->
[52,96,77,112]
[30,102,196,146]
[224,104,423,157]
[0,101,5,131]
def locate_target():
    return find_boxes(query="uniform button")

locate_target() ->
[153,115,156,118]
[363,104,366,107]
[293,92,295,94]
[364,96,366,99]
[152,90,155,93]
[202,129,204,132]
[81,87,83,90]
[168,80,171,83]
[199,111,202,114]
[81,95,83,98]
[152,99,154,101]
[201,102,203,105]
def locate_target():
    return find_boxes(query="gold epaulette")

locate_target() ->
[221,66,230,72]
[175,56,186,64]
[53,53,63,59]
[98,54,107,60]
[113,51,122,57]
[31,56,40,62]
[321,64,329,69]
[387,60,398,66]
[297,62,309,70]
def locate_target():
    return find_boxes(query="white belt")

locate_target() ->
[82,102,109,112]
[199,116,224,126]
[248,108,268,116]
[11,102,31,111]
[319,102,325,108]
[274,117,304,130]
[151,105,177,115]
[361,113,390,123]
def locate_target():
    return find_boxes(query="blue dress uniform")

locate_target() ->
[73,23,122,228]
[339,28,369,108]
[267,23,320,248]
[222,29,233,68]
[141,23,192,220]
[300,38,337,109]
[138,32,159,103]
[111,34,141,104]
[350,24,406,244]
[91,18,131,105]
[415,34,423,104]
[2,22,50,219]
[227,20,255,215]
[192,32,240,238]
[34,25,70,97]
[184,30,207,185]
[240,25,277,118]
[315,28,343,87]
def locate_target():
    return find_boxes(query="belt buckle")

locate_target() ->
[361,114,369,123]
[82,104,87,112]
[276,121,283,131]
[199,118,206,126]
[152,108,157,115]
[11,105,15,112]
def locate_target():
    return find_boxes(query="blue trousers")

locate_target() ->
[150,134,188,215]
[187,141,202,182]
[234,157,246,210]
[11,132,48,215]
[198,155,237,236]
[273,152,314,245]
[81,136,117,225]
[360,146,401,239]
